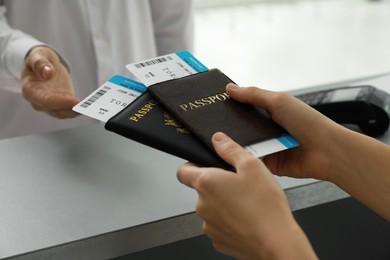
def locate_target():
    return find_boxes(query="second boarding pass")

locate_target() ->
[72,51,299,158]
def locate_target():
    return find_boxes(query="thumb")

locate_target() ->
[26,47,56,80]
[32,59,54,80]
[212,132,253,169]
[39,64,54,80]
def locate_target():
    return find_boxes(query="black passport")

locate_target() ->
[105,91,232,170]
[148,69,286,151]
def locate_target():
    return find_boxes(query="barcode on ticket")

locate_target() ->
[134,56,173,68]
[126,51,208,87]
[80,86,111,108]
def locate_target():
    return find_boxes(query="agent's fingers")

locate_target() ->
[39,64,54,80]
[31,102,80,118]
[23,85,79,108]
[26,48,56,80]
[46,109,80,119]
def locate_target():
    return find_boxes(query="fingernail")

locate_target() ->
[41,65,51,78]
[213,132,227,143]
[226,83,239,90]
[42,65,51,71]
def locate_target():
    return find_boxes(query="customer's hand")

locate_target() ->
[21,46,80,118]
[177,132,316,260]
[228,84,390,221]
[226,84,346,182]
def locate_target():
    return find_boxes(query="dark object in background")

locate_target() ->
[295,85,390,137]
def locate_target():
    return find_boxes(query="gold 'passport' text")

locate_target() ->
[129,100,158,122]
[179,92,230,112]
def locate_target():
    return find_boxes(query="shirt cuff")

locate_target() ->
[4,36,45,80]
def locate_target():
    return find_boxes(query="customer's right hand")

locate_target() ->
[227,83,390,221]
[226,83,347,182]
[21,46,80,119]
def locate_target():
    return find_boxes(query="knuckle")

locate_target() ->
[195,171,213,191]
[236,155,259,170]
[267,91,291,108]
[221,140,240,157]
[196,200,207,219]
[195,169,225,194]
[245,86,260,95]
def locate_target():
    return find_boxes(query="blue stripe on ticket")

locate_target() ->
[277,135,300,148]
[108,75,147,93]
[176,51,208,73]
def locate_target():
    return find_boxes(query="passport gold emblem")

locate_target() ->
[164,113,190,134]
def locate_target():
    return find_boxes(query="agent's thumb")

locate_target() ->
[29,51,55,80]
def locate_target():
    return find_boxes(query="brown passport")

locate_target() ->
[148,69,287,151]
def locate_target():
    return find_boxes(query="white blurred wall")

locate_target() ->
[194,0,390,91]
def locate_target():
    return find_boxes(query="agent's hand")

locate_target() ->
[226,84,347,182]
[177,132,316,260]
[21,46,80,118]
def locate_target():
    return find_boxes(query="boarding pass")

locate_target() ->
[126,50,208,86]
[73,51,299,157]
[72,75,147,122]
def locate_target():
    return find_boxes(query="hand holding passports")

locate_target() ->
[74,52,299,169]
[105,89,232,170]
[148,69,286,150]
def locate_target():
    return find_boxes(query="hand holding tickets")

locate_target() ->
[73,51,299,165]
[22,46,80,119]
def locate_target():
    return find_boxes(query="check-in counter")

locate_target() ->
[1,73,390,259]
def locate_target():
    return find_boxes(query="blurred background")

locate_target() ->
[193,0,390,91]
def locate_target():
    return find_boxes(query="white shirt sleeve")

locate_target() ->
[0,4,45,80]
[149,0,194,55]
